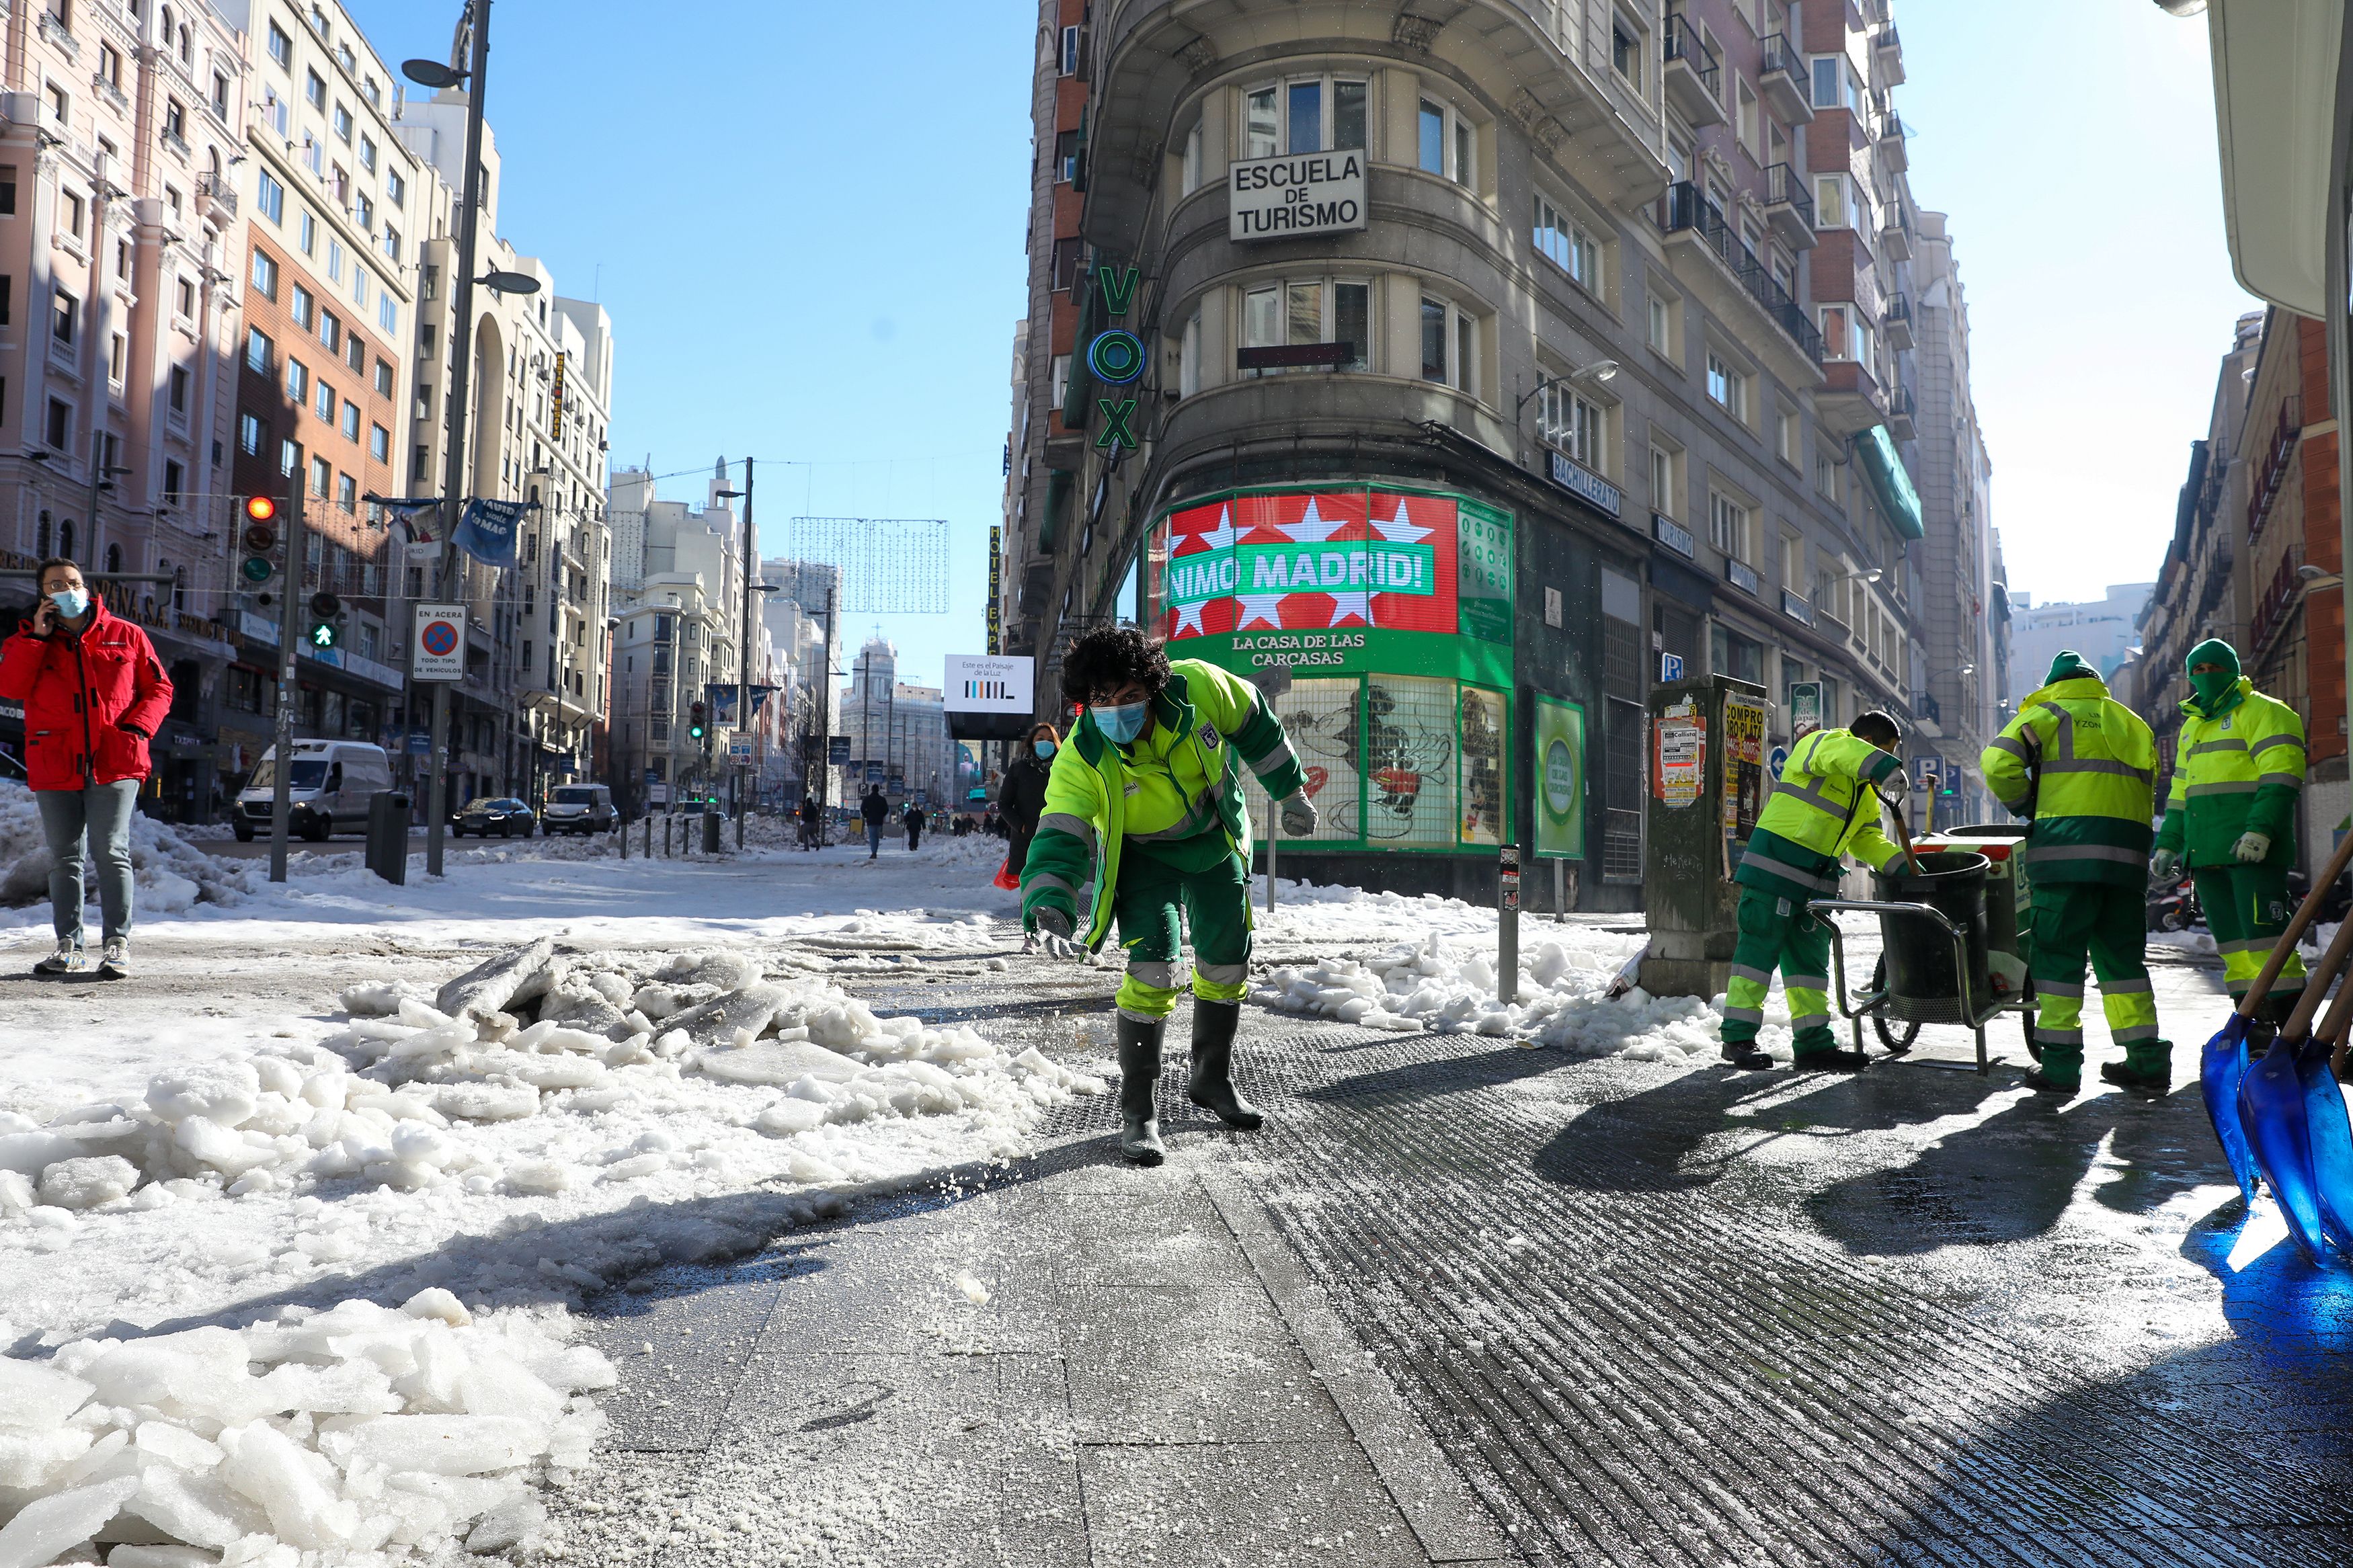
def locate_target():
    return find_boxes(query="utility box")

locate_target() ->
[1638,675,1768,998]
[366,791,411,885]
[701,808,722,855]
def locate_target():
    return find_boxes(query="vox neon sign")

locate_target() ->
[1089,263,1145,460]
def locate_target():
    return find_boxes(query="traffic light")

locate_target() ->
[241,496,279,585]
[310,620,339,649]
[688,702,707,741]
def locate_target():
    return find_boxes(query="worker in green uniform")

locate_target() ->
[1021,626,1316,1165]
[1982,651,2163,1094]
[1722,711,1910,1073]
[2152,637,2308,1027]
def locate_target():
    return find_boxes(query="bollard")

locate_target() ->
[1554,860,1566,923]
[1498,845,1519,1005]
[664,816,673,858]
[644,813,653,858]
[619,814,628,860]
[1264,794,1277,912]
[702,808,721,856]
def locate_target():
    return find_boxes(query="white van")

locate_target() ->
[235,740,397,842]
[542,782,616,835]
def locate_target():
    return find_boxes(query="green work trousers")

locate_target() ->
[1723,884,1839,1058]
[2193,863,2307,1022]
[2029,884,2162,1087]
[1112,851,1253,1022]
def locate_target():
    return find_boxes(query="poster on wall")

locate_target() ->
[1459,687,1507,845]
[1722,695,1767,878]
[1532,696,1586,860]
[1250,676,1362,843]
[1654,706,1706,810]
[1456,500,1513,643]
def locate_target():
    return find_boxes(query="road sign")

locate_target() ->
[1917,757,1941,793]
[728,733,756,762]
[828,735,852,764]
[1660,652,1684,683]
[413,604,465,682]
[1768,743,1789,781]
[405,729,431,757]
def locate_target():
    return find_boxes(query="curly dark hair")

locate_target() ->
[1062,624,1170,707]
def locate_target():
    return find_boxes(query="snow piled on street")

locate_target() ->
[0,781,257,917]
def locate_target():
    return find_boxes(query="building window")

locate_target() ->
[1647,292,1675,356]
[1734,78,1760,163]
[1538,380,1607,472]
[257,171,284,224]
[1650,444,1680,517]
[247,327,272,373]
[1709,491,1750,561]
[0,164,15,215]
[165,99,186,142]
[374,359,393,397]
[52,288,75,346]
[213,74,230,117]
[290,284,314,329]
[1611,13,1644,89]
[1818,304,1872,366]
[1242,76,1368,159]
[315,380,335,422]
[341,401,360,441]
[169,365,190,415]
[1058,23,1080,76]
[387,168,405,206]
[370,422,390,462]
[1533,194,1601,292]
[1177,308,1201,397]
[298,210,316,255]
[1417,97,1474,185]
[1706,350,1748,419]
[48,85,69,127]
[310,455,330,497]
[163,460,184,504]
[346,333,364,373]
[1419,295,1478,393]
[319,308,340,352]
[306,70,327,110]
[1240,278,1371,374]
[1812,173,1855,230]
[1181,118,1203,195]
[383,224,401,263]
[355,193,373,230]
[1776,407,1800,466]
[63,191,84,239]
[268,20,292,66]
[1810,56,1862,114]
[1053,128,1080,183]
[240,411,265,455]
[286,358,308,402]
[176,277,196,317]
[46,398,70,452]
[336,472,356,511]
[378,294,398,334]
[251,249,278,299]
[1050,353,1071,411]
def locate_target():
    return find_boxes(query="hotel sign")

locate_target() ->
[1230,151,1367,241]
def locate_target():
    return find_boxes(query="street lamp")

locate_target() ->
[2299,563,2344,589]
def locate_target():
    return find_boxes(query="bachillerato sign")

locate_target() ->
[1230,150,1367,241]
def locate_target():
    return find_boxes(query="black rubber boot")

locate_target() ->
[1116,1015,1167,1166]
[2020,1071,2078,1095]
[2099,1061,2170,1097]
[1187,1000,1263,1129]
[1719,1042,1774,1071]
[1790,1048,1871,1074]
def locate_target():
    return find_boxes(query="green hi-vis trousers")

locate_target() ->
[2193,864,2307,1024]
[1112,852,1254,1023]
[2029,884,2163,1087]
[1723,885,1839,1058]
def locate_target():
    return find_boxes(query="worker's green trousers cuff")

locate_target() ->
[1721,885,1833,1056]
[2035,1044,2083,1088]
[1111,853,1252,1022]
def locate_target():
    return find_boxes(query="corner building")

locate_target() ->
[1007,1,1942,908]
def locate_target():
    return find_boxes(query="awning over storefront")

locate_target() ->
[1853,425,1925,542]
[2204,0,2343,315]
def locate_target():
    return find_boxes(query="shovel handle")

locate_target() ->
[2282,909,2353,1039]
[2238,826,2353,1020]
[1881,790,1920,874]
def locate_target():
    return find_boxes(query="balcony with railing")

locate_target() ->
[1875,110,1909,173]
[1878,201,1912,263]
[1758,33,1812,122]
[1763,163,1817,251]
[196,171,237,217]
[2247,394,2302,541]
[2249,550,2303,658]
[1886,382,1916,440]
[1657,182,1824,366]
[1883,292,1913,352]
[1875,24,1907,86]
[1662,12,1726,128]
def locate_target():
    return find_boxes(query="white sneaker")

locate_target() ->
[97,938,129,981]
[34,942,87,976]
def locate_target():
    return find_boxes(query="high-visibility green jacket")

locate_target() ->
[1735,727,1906,902]
[1980,672,2155,887]
[2154,677,2305,868]
[1020,659,1307,949]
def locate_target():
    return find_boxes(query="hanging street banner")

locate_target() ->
[1532,696,1587,860]
[550,351,569,429]
[454,497,528,569]
[1230,150,1367,241]
[411,604,466,682]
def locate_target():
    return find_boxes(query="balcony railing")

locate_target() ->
[196,171,237,215]
[1759,32,1805,95]
[1657,183,1825,362]
[2249,551,2301,656]
[2247,394,2302,541]
[1663,12,1720,97]
[1763,162,1814,227]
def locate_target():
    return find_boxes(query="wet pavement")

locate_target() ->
[551,930,2353,1567]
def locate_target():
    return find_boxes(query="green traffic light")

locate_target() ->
[311,622,337,649]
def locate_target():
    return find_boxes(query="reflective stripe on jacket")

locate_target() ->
[1980,673,2155,886]
[2155,677,2305,868]
[1734,727,1905,901]
[1020,659,1306,949]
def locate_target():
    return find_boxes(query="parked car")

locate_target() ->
[234,741,395,842]
[452,796,536,837]
[542,783,616,835]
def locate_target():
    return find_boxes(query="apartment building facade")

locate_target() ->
[0,0,255,813]
[1000,0,1966,907]
[605,464,749,813]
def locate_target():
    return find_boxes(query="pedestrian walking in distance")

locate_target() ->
[859,784,889,860]
[1720,710,1909,1072]
[903,801,924,851]
[2153,638,2309,1030]
[798,791,821,851]
[0,558,173,980]
[1984,651,2165,1095]
[998,723,1058,882]
[1022,626,1318,1165]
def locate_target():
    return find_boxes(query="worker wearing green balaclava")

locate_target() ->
[2153,637,2309,1024]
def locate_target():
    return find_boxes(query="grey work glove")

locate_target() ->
[1278,790,1318,837]
[2151,848,2182,882]
[1029,905,1086,960]
[2233,831,2271,864]
[1878,771,1911,802]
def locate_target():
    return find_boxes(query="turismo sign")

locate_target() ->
[1229,150,1367,241]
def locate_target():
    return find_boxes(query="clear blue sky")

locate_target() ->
[1897,0,2258,610]
[341,0,2252,659]
[340,0,1033,690]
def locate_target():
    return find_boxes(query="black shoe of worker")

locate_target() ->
[2099,1061,2171,1098]
[2020,1071,2078,1096]
[1790,1048,1870,1074]
[1718,1042,1773,1071]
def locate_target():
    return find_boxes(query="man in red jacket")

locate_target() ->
[0,558,173,979]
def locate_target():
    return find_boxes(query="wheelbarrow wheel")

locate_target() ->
[2023,1007,2040,1061]
[1870,956,1921,1055]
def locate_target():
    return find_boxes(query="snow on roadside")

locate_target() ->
[0,781,257,919]
[0,938,1102,1563]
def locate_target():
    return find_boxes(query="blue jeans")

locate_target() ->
[38,779,140,946]
[866,822,884,856]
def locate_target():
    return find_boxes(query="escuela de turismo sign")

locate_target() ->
[1230,150,1367,241]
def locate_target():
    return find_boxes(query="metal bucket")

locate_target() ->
[1872,850,1993,1025]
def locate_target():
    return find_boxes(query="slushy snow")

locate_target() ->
[0,781,257,918]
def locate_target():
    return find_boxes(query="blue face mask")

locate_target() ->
[48,588,89,621]
[1034,740,1057,759]
[1096,701,1149,744]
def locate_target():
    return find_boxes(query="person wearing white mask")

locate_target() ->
[0,557,173,979]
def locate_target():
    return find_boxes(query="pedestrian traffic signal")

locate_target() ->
[310,591,342,618]
[310,621,339,649]
[688,702,707,741]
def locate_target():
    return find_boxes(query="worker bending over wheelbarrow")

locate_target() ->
[1720,710,1911,1073]
[2153,637,2308,1034]
[1982,651,2164,1096]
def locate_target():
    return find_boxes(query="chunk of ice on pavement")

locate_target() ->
[402,1288,472,1327]
[220,1419,360,1547]
[107,1547,223,1568]
[145,1062,262,1128]
[755,1099,827,1137]
[0,1169,32,1212]
[134,1421,225,1470]
[323,1413,544,1475]
[36,1155,139,1209]
[0,1356,95,1430]
[124,1458,270,1548]
[504,1159,570,1194]
[0,1474,138,1568]
[0,1426,95,1489]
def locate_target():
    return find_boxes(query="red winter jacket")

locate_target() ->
[0,600,174,792]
